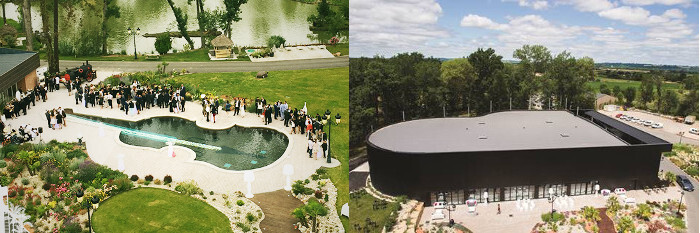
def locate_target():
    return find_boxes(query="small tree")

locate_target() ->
[0,25,18,47]
[267,35,285,49]
[582,206,601,223]
[665,171,677,184]
[635,203,652,220]
[618,216,635,233]
[606,196,621,214]
[291,198,328,233]
[155,34,172,55]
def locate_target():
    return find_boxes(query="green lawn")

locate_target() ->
[587,77,683,92]
[326,43,349,56]
[39,49,250,62]
[92,188,232,233]
[166,67,350,229]
[349,190,399,232]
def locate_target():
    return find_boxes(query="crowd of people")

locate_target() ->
[1,72,346,163]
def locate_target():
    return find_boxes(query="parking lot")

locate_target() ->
[600,110,698,143]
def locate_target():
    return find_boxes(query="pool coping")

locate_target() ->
[66,110,327,175]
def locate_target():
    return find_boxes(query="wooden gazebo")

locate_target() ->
[211,35,234,58]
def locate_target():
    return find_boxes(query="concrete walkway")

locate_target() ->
[3,71,340,196]
[420,186,684,233]
[43,56,349,74]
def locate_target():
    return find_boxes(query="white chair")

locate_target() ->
[431,209,445,220]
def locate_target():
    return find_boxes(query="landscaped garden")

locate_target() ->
[663,144,699,180]
[102,66,350,229]
[348,189,401,232]
[0,140,266,232]
[290,169,343,233]
[532,196,687,233]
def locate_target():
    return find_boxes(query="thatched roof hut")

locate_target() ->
[211,35,234,58]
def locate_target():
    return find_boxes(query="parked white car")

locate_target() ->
[643,120,653,126]
[651,123,663,128]
[690,128,699,135]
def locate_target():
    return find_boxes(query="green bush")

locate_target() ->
[267,35,286,49]
[130,175,139,182]
[0,161,6,168]
[145,175,154,181]
[0,25,18,48]
[684,166,699,177]
[113,178,134,192]
[246,212,256,222]
[75,32,102,56]
[541,212,565,223]
[164,175,172,184]
[155,34,173,55]
[236,222,251,232]
[21,178,29,185]
[0,176,11,186]
[58,40,75,56]
[175,180,202,196]
[237,200,245,206]
[292,180,313,196]
[665,216,686,230]
[66,149,88,160]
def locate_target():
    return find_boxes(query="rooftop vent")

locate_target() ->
[560,133,570,138]
[545,121,553,124]
[478,122,486,125]
[478,135,488,139]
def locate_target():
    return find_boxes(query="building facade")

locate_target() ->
[366,110,671,205]
[0,48,40,100]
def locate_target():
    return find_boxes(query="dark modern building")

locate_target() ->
[0,48,40,99]
[366,110,671,205]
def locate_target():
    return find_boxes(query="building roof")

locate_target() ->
[596,93,613,99]
[0,48,39,91]
[367,111,627,153]
[211,35,233,47]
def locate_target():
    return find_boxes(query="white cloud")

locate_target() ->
[621,0,691,5]
[662,8,686,19]
[350,0,449,56]
[460,14,509,30]
[598,6,693,39]
[518,0,550,10]
[555,0,615,12]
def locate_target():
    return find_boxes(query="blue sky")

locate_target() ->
[350,0,699,66]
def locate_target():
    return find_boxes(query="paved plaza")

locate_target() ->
[420,187,686,232]
[3,70,340,195]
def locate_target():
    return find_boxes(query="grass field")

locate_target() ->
[92,188,232,233]
[166,67,350,229]
[587,77,683,92]
[326,43,349,56]
[349,190,399,232]
[39,49,250,62]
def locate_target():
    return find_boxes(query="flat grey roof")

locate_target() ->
[368,111,627,153]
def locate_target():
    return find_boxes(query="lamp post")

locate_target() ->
[446,203,456,227]
[679,132,684,144]
[548,187,559,219]
[594,183,600,197]
[283,164,294,191]
[326,111,331,164]
[127,27,140,60]
[677,190,685,214]
[244,171,255,198]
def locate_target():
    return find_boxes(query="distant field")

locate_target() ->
[587,77,683,92]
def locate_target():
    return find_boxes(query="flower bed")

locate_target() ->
[291,169,344,232]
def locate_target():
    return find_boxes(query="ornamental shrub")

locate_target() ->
[145,175,154,181]
[246,212,256,222]
[237,200,245,206]
[155,34,172,55]
[175,180,202,196]
[112,178,134,194]
[164,175,172,184]
[267,35,286,48]
[292,180,313,196]
[130,175,139,181]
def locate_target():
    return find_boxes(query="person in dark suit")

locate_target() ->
[45,110,51,129]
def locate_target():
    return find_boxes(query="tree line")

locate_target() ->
[350,45,597,146]
[599,74,698,117]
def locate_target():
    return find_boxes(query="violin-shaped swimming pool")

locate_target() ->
[75,115,289,170]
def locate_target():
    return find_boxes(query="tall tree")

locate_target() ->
[652,75,663,111]
[22,0,32,51]
[623,87,636,106]
[166,0,194,49]
[513,44,551,74]
[219,0,247,38]
[52,0,59,73]
[468,48,504,113]
[39,0,57,73]
[102,0,120,55]
[188,0,206,48]
[1,0,6,25]
[639,77,655,107]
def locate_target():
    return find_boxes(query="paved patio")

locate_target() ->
[420,187,685,232]
[3,70,340,195]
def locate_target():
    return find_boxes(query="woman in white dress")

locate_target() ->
[50,112,57,130]
[316,142,324,160]
[240,99,246,118]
